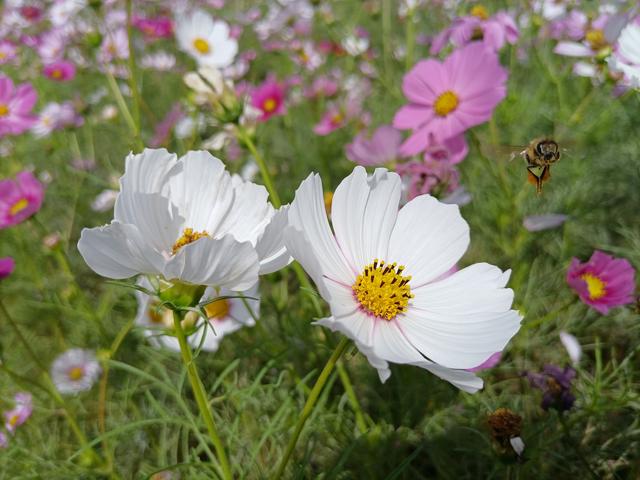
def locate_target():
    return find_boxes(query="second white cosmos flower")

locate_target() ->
[285,166,522,393]
[78,148,290,292]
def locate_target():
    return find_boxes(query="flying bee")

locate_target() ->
[520,138,561,195]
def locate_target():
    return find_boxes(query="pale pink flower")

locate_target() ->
[393,42,507,155]
[346,125,402,166]
[423,133,468,164]
[4,392,32,433]
[0,41,17,64]
[0,75,37,137]
[397,159,460,200]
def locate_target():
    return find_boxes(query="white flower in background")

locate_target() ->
[140,52,177,71]
[284,167,522,393]
[91,189,118,212]
[135,277,259,352]
[176,10,237,68]
[78,149,291,291]
[98,28,129,63]
[559,331,582,365]
[522,213,568,232]
[342,35,369,56]
[51,349,102,395]
[608,22,640,88]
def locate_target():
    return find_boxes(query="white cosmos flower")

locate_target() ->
[176,10,238,68]
[135,277,259,352]
[284,167,522,393]
[78,149,291,291]
[608,22,640,88]
[51,349,102,395]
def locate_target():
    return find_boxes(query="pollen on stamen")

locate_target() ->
[352,259,414,321]
[172,227,210,255]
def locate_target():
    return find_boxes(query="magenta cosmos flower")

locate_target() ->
[0,75,37,137]
[251,77,286,121]
[0,171,45,228]
[0,257,15,279]
[393,42,507,156]
[43,60,76,82]
[566,250,636,314]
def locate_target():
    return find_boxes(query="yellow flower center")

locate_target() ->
[585,29,607,51]
[51,68,62,79]
[323,191,333,215]
[172,228,209,254]
[580,273,606,300]
[470,5,489,20]
[0,52,6,60]
[8,414,19,427]
[0,103,9,116]
[434,91,459,117]
[193,37,211,54]
[10,198,29,216]
[205,298,230,320]
[352,259,413,321]
[68,366,84,381]
[263,98,277,113]
[331,113,344,126]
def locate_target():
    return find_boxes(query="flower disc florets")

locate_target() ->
[352,259,413,320]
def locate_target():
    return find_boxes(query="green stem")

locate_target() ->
[336,362,368,434]
[172,311,232,480]
[125,0,142,138]
[105,70,142,150]
[239,131,282,207]
[382,0,392,85]
[272,337,351,479]
[0,299,48,372]
[405,8,415,71]
[559,415,599,479]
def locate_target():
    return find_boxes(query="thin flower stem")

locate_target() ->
[239,131,282,207]
[272,336,351,479]
[405,8,415,71]
[559,415,599,479]
[336,361,368,434]
[0,299,101,464]
[382,0,392,85]
[172,311,232,480]
[125,0,142,136]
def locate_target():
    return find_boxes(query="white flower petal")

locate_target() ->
[256,205,293,274]
[119,148,179,196]
[222,175,273,244]
[559,331,582,365]
[163,235,259,290]
[388,195,469,288]
[285,173,355,287]
[331,167,402,272]
[115,193,184,254]
[78,222,164,279]
[510,436,525,456]
[412,263,513,314]
[553,41,592,57]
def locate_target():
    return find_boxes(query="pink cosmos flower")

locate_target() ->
[304,75,339,98]
[133,16,173,39]
[430,10,519,55]
[423,133,469,164]
[393,42,507,155]
[314,98,368,136]
[346,125,402,166]
[566,250,636,314]
[0,171,45,228]
[0,256,15,279]
[43,60,76,82]
[0,75,37,137]
[553,15,611,59]
[397,159,460,200]
[4,392,33,433]
[0,41,17,64]
[32,101,83,138]
[251,78,286,122]
[0,432,7,448]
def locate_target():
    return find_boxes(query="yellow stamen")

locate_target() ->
[193,37,211,54]
[323,191,334,215]
[352,259,413,321]
[434,91,459,117]
[470,5,489,20]
[51,68,62,79]
[331,113,344,126]
[8,414,20,427]
[580,273,606,300]
[172,228,209,254]
[585,29,607,51]
[9,198,28,216]
[205,298,230,320]
[0,103,9,116]
[263,98,277,113]
[0,52,6,60]
[68,366,84,381]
